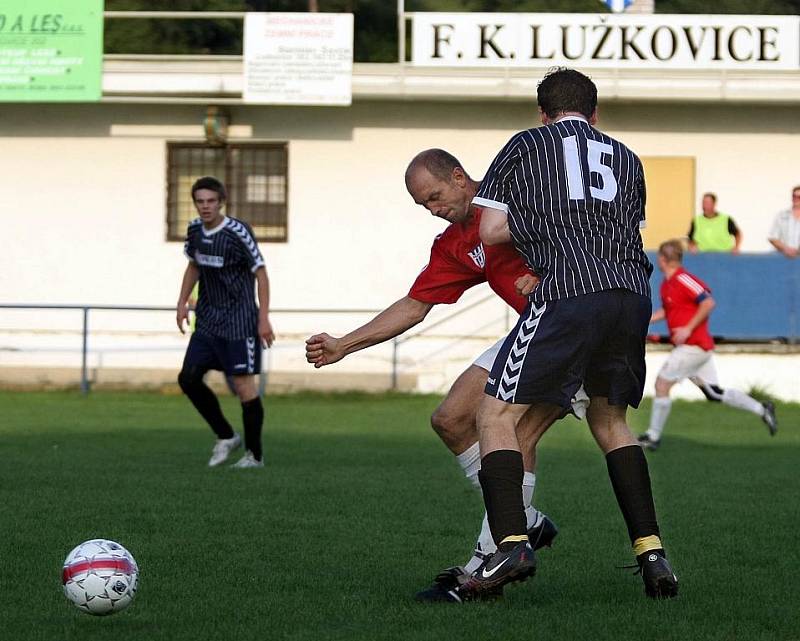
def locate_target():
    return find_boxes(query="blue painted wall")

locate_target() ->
[647,252,800,342]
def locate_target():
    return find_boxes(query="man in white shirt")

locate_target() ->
[768,186,800,258]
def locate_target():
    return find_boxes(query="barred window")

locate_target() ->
[166,142,288,242]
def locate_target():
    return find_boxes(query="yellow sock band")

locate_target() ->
[633,535,663,557]
[500,534,529,546]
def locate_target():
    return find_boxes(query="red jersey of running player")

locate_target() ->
[409,208,532,314]
[660,267,715,351]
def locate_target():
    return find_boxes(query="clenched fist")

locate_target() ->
[305,333,346,368]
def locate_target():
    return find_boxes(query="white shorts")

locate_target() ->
[473,337,505,372]
[473,338,589,419]
[658,345,718,385]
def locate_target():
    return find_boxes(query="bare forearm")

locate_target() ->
[340,297,432,356]
[686,298,715,331]
[650,308,665,323]
[770,238,796,257]
[177,264,200,306]
[255,267,270,317]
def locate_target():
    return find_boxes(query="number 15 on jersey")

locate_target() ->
[563,136,618,202]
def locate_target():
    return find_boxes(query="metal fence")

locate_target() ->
[0,295,507,394]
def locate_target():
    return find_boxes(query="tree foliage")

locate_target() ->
[104,0,800,61]
[104,1,397,59]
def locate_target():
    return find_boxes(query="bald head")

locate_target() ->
[405,148,466,185]
[405,149,479,225]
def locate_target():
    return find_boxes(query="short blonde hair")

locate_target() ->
[658,239,684,263]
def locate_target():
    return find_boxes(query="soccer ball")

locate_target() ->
[62,539,139,615]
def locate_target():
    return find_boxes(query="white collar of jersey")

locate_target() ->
[552,115,588,123]
[202,216,229,236]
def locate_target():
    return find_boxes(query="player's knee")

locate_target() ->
[430,405,469,444]
[177,368,203,394]
[232,377,258,402]
[654,378,673,397]
[700,383,724,403]
[475,401,500,438]
[430,406,454,438]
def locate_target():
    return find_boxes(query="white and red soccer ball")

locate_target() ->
[62,539,139,615]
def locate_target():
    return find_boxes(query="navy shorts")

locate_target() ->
[485,289,651,409]
[181,331,262,377]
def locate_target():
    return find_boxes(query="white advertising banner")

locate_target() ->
[244,13,353,105]
[411,13,800,70]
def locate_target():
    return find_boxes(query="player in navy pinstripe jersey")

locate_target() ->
[457,69,678,601]
[176,176,275,469]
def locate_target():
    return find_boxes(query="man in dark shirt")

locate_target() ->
[176,176,274,469]
[459,68,677,601]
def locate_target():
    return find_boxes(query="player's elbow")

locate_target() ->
[413,305,433,326]
[404,298,432,326]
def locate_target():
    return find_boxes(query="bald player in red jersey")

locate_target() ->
[638,239,777,451]
[306,149,587,603]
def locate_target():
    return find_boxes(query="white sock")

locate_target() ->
[459,442,492,573]
[464,514,497,574]
[647,397,672,441]
[456,442,481,490]
[523,471,542,529]
[722,388,765,416]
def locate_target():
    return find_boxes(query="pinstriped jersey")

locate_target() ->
[473,117,652,304]
[184,216,265,340]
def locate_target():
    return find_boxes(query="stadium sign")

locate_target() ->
[244,12,353,106]
[411,13,800,70]
[0,0,103,101]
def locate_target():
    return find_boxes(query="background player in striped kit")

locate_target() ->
[460,68,677,600]
[176,176,275,469]
[305,149,588,602]
[639,239,777,450]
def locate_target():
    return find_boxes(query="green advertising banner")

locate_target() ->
[0,0,103,102]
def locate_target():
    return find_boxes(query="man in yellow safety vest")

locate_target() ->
[687,192,742,253]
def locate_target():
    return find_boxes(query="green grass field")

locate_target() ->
[1,391,798,641]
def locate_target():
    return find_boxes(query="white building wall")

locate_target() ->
[1,99,799,397]
[2,100,798,311]
[600,102,800,252]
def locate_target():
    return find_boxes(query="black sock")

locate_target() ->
[241,397,264,461]
[478,450,527,552]
[606,445,660,543]
[179,373,235,439]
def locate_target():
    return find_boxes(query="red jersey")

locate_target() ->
[660,267,714,350]
[409,210,531,313]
